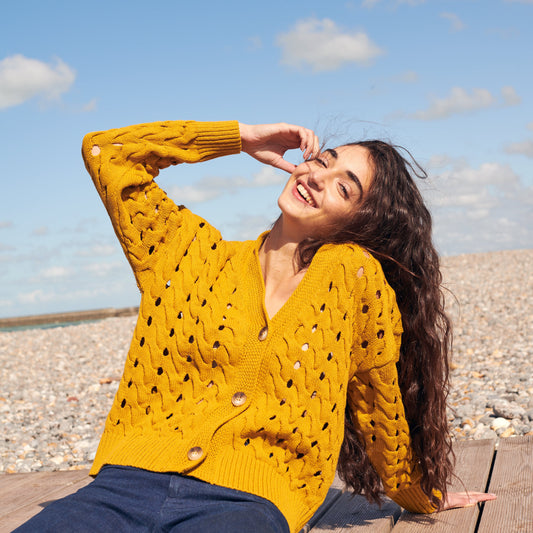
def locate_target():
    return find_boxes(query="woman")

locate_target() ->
[16,120,494,533]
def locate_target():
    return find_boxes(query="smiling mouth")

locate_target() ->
[296,184,316,207]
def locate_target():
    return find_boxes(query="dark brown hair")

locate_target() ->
[295,140,453,508]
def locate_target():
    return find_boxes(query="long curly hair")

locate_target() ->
[295,140,453,509]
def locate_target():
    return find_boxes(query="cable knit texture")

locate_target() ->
[82,120,435,533]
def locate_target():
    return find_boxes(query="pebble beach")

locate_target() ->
[1,249,532,474]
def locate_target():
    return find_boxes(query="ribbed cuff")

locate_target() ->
[191,120,242,160]
[387,482,438,513]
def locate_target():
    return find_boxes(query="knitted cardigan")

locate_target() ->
[82,120,436,533]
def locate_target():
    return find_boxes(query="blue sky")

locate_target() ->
[1,0,532,318]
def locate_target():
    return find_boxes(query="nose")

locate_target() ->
[307,163,327,191]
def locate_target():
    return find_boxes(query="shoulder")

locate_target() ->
[317,242,388,287]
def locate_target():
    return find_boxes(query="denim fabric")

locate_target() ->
[14,465,290,533]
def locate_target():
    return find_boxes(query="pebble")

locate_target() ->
[0,249,532,473]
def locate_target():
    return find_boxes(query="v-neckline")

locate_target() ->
[251,232,318,323]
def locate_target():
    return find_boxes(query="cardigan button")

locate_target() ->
[187,446,204,461]
[258,326,268,341]
[231,392,247,407]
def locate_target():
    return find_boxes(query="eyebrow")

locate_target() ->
[325,149,364,197]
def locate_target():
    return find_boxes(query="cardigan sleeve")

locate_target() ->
[81,121,241,290]
[347,254,438,513]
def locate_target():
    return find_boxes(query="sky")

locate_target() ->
[1,0,532,319]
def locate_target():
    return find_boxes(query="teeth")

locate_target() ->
[297,184,315,206]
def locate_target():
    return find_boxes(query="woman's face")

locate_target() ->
[278,144,374,239]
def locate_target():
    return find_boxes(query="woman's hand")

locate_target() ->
[441,491,497,510]
[239,122,320,173]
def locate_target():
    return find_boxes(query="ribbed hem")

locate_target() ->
[91,433,316,533]
[191,449,314,533]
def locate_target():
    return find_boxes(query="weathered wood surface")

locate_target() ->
[476,436,533,533]
[1,437,532,533]
[0,469,91,532]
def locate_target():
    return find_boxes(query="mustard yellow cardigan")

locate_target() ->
[82,120,435,533]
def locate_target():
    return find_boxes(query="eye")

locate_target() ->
[315,157,327,168]
[339,183,349,199]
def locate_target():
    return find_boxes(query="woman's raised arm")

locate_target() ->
[239,122,320,173]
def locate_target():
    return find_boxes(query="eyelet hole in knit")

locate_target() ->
[301,343,309,351]
[294,361,301,369]
[376,290,381,299]
[312,324,317,333]
[91,145,100,156]
[327,352,333,361]
[357,266,364,278]
[362,304,369,313]
[377,330,384,339]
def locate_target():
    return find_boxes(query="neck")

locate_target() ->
[260,217,303,280]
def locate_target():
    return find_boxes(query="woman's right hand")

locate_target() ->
[239,122,320,173]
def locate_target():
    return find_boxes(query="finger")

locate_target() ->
[275,159,297,174]
[300,128,317,160]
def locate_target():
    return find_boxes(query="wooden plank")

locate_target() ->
[477,435,533,533]
[0,469,90,515]
[391,439,496,533]
[300,474,345,533]
[0,470,92,533]
[309,492,400,532]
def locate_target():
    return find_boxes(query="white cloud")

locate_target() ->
[168,167,286,204]
[83,98,98,112]
[501,86,521,105]
[0,54,75,110]
[18,289,54,305]
[405,86,520,120]
[504,140,533,158]
[40,266,72,280]
[276,18,384,72]
[83,261,125,277]
[422,157,532,255]
[0,221,13,229]
[76,244,118,257]
[440,12,465,32]
[229,214,275,241]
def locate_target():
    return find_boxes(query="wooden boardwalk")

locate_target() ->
[2,436,532,532]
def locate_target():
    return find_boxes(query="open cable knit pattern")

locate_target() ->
[82,121,435,533]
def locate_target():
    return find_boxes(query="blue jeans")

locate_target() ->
[14,465,290,533]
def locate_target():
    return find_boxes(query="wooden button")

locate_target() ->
[231,392,247,407]
[258,326,268,341]
[187,446,204,461]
